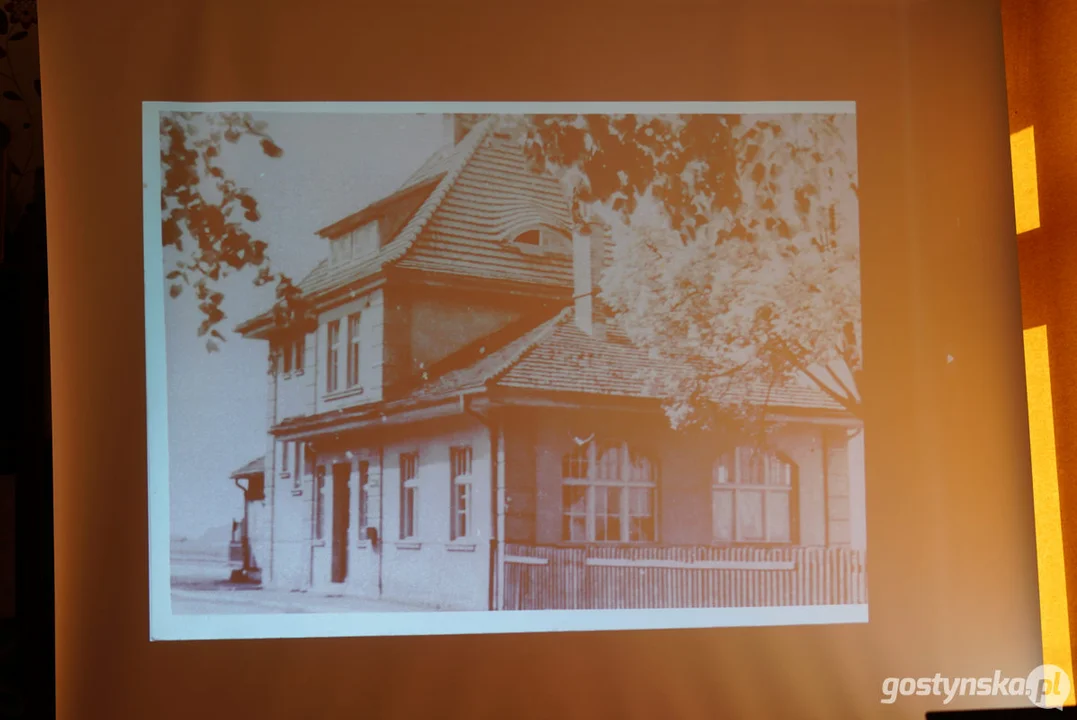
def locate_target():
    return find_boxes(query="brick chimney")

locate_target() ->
[440,114,456,148]
[573,224,607,340]
[452,113,489,144]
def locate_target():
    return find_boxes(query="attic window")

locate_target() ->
[512,228,570,255]
[516,230,541,246]
[330,222,380,265]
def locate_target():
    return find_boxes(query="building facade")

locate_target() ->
[228,115,867,611]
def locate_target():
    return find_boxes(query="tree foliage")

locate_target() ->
[160,111,294,352]
[523,113,862,429]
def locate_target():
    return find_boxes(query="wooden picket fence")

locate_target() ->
[501,543,867,611]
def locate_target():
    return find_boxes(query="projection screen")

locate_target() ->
[145,101,866,641]
[46,0,1044,718]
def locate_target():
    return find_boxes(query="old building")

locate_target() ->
[228,115,867,611]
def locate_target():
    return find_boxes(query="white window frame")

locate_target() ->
[331,234,353,265]
[400,452,419,540]
[279,337,305,377]
[293,336,305,375]
[512,227,571,256]
[281,341,293,374]
[561,439,657,544]
[449,446,473,540]
[356,460,370,531]
[280,441,291,479]
[346,312,362,389]
[711,447,794,545]
[294,441,304,491]
[326,320,341,393]
[351,222,380,261]
[314,464,327,542]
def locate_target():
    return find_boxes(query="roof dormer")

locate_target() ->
[316,175,442,266]
[510,225,572,256]
[330,221,380,266]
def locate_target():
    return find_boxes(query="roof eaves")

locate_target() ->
[314,175,443,240]
[486,306,574,385]
[272,386,488,437]
[229,456,265,479]
[234,312,273,337]
[234,121,497,338]
[374,117,498,270]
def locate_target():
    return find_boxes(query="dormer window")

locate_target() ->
[330,222,380,265]
[516,229,541,247]
[512,227,571,256]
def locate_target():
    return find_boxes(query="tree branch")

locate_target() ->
[823,361,857,402]
[769,335,862,418]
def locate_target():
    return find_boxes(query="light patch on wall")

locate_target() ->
[1024,324,1073,705]
[1011,126,1041,234]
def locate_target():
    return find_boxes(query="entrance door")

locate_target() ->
[331,462,351,583]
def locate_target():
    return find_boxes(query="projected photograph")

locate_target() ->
[147,103,865,635]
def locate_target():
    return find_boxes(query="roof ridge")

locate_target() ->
[378,116,499,269]
[485,305,574,386]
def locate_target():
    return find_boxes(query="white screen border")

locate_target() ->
[143,100,865,641]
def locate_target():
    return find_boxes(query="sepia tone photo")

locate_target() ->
[147,103,865,635]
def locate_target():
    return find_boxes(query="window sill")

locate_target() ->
[447,542,477,552]
[356,541,371,550]
[290,489,303,497]
[324,386,365,402]
[395,541,422,550]
[313,540,326,548]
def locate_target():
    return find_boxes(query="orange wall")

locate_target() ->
[42,1,1042,718]
[1004,0,1077,672]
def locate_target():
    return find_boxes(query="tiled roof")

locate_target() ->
[236,120,494,332]
[273,308,850,436]
[401,145,458,188]
[314,176,441,240]
[395,133,574,286]
[406,308,571,399]
[496,312,846,410]
[237,117,575,335]
[230,456,265,479]
[398,307,847,412]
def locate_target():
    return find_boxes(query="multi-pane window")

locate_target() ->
[314,465,327,542]
[347,313,362,388]
[330,235,351,265]
[561,439,657,543]
[400,452,419,539]
[357,460,370,531]
[281,441,304,487]
[450,447,473,540]
[712,447,794,544]
[294,336,305,372]
[294,442,304,491]
[351,223,380,261]
[326,320,340,393]
[330,224,379,265]
[278,338,305,375]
